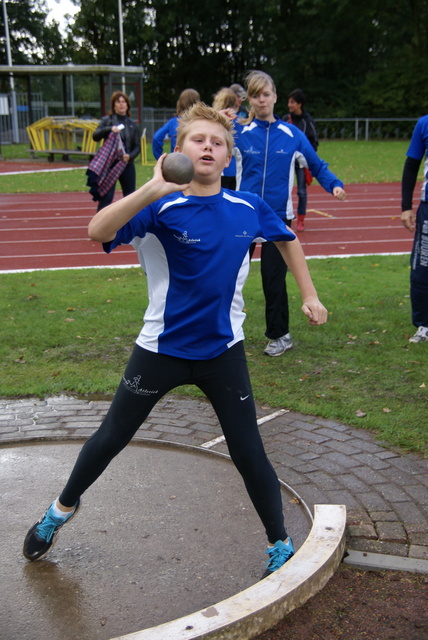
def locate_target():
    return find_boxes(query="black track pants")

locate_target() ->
[59,342,287,543]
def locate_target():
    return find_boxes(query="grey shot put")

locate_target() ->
[162,152,194,184]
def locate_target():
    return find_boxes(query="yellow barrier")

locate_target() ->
[26,116,100,155]
[28,117,157,165]
[141,128,156,166]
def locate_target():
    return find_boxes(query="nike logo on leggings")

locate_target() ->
[240,395,250,401]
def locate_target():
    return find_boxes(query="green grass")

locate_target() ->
[0,257,426,456]
[0,143,30,160]
[1,141,426,456]
[0,140,418,193]
[319,140,413,184]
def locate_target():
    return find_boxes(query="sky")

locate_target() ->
[45,0,79,34]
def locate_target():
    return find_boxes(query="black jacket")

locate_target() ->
[286,110,318,151]
[93,114,140,162]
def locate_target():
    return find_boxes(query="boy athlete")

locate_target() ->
[24,103,328,578]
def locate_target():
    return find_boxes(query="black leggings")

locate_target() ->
[59,342,286,543]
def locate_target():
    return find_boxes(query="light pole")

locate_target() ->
[2,0,19,143]
[67,63,75,116]
[118,0,125,92]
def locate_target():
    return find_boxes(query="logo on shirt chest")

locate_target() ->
[174,230,201,245]
[243,146,261,155]
[235,230,253,239]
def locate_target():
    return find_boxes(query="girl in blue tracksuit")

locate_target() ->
[231,70,346,357]
[152,88,200,159]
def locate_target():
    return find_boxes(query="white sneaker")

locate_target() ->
[409,326,428,343]
[264,333,293,356]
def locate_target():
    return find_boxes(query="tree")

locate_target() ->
[360,0,428,117]
[3,0,427,117]
[0,0,65,64]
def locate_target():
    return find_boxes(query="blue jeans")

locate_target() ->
[410,200,428,327]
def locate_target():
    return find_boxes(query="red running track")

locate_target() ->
[0,183,413,272]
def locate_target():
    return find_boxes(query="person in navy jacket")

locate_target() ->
[229,70,346,357]
[24,103,328,578]
[286,88,319,232]
[401,114,428,343]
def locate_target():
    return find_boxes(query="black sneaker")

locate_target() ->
[23,499,80,561]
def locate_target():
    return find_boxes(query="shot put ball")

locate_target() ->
[162,153,194,184]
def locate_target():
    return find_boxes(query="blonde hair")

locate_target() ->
[176,88,200,115]
[240,70,277,125]
[176,102,235,154]
[212,87,238,111]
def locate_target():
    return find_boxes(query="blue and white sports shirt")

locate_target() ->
[104,189,296,360]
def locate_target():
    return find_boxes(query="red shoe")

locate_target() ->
[297,215,305,232]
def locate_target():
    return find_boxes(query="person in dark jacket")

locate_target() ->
[92,91,140,211]
[401,114,428,343]
[286,89,319,231]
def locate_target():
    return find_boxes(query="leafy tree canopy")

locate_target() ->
[0,0,66,65]
[1,0,427,116]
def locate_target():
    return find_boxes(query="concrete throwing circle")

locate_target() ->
[1,441,311,640]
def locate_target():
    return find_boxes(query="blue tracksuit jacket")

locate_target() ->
[234,116,343,220]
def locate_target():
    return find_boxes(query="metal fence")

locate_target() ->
[0,93,420,145]
[314,117,419,141]
[0,95,177,145]
[0,92,47,144]
[141,107,176,140]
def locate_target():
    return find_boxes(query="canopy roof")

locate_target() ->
[0,65,145,126]
[0,64,144,76]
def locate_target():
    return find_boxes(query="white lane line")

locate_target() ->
[200,409,289,449]
[0,248,133,257]
[0,167,88,176]
[1,208,94,214]
[0,252,411,274]
[297,225,403,232]
[305,251,409,259]
[300,238,411,246]
[1,264,140,273]
[1,226,90,233]
[0,237,96,244]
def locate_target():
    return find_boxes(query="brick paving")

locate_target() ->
[1,394,427,560]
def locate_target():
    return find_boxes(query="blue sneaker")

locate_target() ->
[261,537,295,579]
[23,499,80,561]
